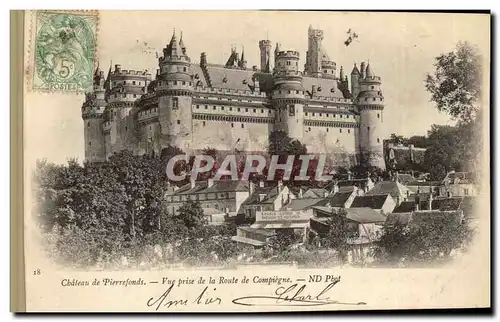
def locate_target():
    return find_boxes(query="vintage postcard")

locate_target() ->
[13,10,490,312]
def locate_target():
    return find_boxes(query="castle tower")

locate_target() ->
[157,30,194,152]
[81,65,106,163]
[305,25,324,77]
[105,63,151,157]
[350,63,361,99]
[259,39,272,72]
[272,50,305,141]
[356,62,385,169]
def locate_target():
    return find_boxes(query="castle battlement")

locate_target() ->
[195,87,267,97]
[276,50,300,59]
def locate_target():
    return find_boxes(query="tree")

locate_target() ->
[425,41,483,123]
[176,200,207,232]
[423,124,479,180]
[321,208,356,262]
[374,213,474,264]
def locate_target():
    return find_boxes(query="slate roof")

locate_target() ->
[302,77,346,99]
[313,191,354,208]
[165,180,248,196]
[241,184,281,206]
[392,201,417,213]
[366,181,410,200]
[280,198,323,211]
[204,65,256,91]
[350,194,390,209]
[312,206,386,223]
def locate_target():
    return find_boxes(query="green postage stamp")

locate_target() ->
[29,11,98,92]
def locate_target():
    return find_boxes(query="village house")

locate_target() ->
[350,194,396,214]
[309,206,387,262]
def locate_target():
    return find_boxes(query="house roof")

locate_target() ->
[419,197,463,212]
[302,76,346,99]
[241,184,282,206]
[312,206,386,223]
[393,201,416,213]
[165,180,249,196]
[204,65,256,91]
[303,188,328,198]
[366,181,410,200]
[350,194,390,209]
[280,198,323,211]
[396,173,416,185]
[313,190,354,208]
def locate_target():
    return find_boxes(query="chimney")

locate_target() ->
[347,171,352,181]
[299,187,304,199]
[259,180,265,188]
[208,178,214,188]
[258,194,266,202]
[249,181,255,195]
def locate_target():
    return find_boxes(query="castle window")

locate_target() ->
[133,81,136,85]
[288,105,295,116]
[203,121,206,126]
[340,129,342,133]
[245,108,248,112]
[87,122,90,127]
[182,81,186,85]
[312,113,315,116]
[88,142,91,146]
[288,90,291,94]
[173,81,178,85]
[371,86,374,89]
[123,81,126,85]
[373,97,376,101]
[231,123,234,128]
[149,126,152,130]
[305,112,308,116]
[230,107,233,111]
[183,67,187,72]
[133,94,137,98]
[287,61,291,66]
[279,90,282,94]
[213,106,216,110]
[296,90,299,94]
[377,138,380,143]
[125,126,128,131]
[253,109,256,113]
[365,98,368,101]
[196,105,199,109]
[340,115,343,118]
[172,97,179,109]
[367,126,371,131]
[177,120,181,124]
[308,127,311,132]
[222,106,225,111]
[324,70,327,73]
[319,113,322,117]
[326,128,329,132]
[377,113,380,118]
[218,98,222,100]
[205,105,208,109]
[241,124,244,128]
[238,108,241,112]
[261,109,264,113]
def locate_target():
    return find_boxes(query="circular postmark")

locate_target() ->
[35,13,96,91]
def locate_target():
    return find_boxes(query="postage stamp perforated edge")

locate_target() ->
[25,10,100,95]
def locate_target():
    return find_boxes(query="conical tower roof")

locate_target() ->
[351,63,360,75]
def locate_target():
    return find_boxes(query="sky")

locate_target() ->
[24,11,490,165]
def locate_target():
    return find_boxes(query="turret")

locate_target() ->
[305,26,324,77]
[82,64,107,163]
[360,61,366,79]
[350,63,361,99]
[356,62,385,169]
[259,39,272,72]
[272,50,305,140]
[157,29,194,153]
